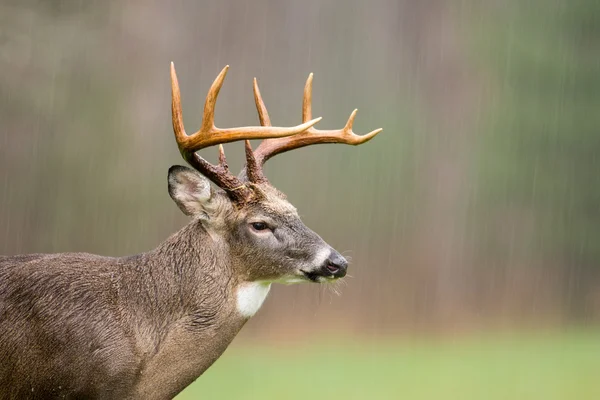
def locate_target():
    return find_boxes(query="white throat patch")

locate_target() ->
[236,282,271,318]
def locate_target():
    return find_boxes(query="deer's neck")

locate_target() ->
[120,220,255,398]
[124,220,238,330]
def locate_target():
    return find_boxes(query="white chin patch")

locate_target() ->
[236,282,271,318]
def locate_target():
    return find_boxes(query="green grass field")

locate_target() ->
[176,330,599,400]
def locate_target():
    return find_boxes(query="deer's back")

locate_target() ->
[0,253,142,399]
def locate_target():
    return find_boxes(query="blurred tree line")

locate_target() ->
[472,0,600,320]
[1,0,599,334]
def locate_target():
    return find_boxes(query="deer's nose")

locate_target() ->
[323,251,348,278]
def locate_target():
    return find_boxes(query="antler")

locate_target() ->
[170,63,321,202]
[245,73,383,183]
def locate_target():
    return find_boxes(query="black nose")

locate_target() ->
[323,251,348,278]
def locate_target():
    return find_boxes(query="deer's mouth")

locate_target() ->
[301,270,321,282]
[300,269,340,283]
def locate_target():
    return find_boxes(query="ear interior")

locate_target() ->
[168,165,213,217]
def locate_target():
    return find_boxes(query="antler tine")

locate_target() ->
[170,63,323,202]
[253,77,272,127]
[251,73,383,167]
[199,65,229,134]
[302,73,314,123]
[170,62,187,151]
[243,79,271,184]
[217,144,229,173]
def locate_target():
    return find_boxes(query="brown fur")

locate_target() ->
[0,221,241,399]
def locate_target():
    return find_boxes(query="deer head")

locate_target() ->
[167,63,382,286]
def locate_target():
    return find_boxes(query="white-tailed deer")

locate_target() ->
[0,64,381,399]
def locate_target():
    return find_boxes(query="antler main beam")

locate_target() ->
[250,73,383,167]
[243,73,383,183]
[170,63,322,202]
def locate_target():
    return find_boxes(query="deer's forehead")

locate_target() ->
[236,189,299,219]
[257,192,299,218]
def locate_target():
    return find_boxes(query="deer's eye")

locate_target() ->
[250,222,269,232]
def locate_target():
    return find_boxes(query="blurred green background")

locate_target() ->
[1,0,599,398]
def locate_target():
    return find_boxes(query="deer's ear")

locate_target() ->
[168,165,215,217]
